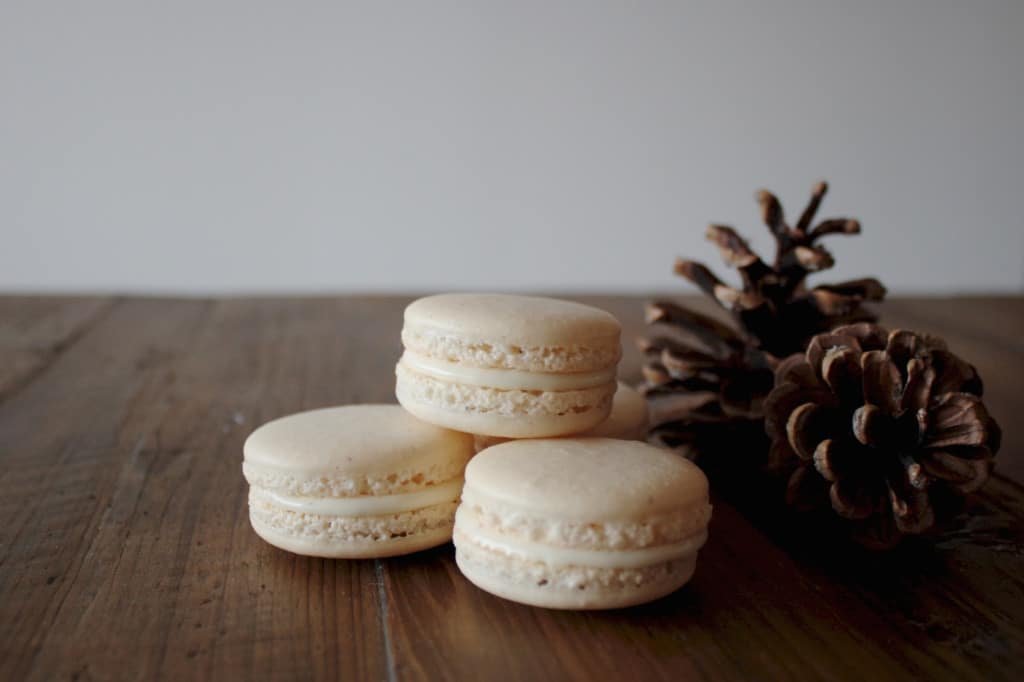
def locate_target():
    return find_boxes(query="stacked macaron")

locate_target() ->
[243,405,474,558]
[242,293,711,610]
[454,439,710,609]
[395,294,622,437]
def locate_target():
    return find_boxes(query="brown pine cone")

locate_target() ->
[764,323,1001,549]
[641,301,775,462]
[642,181,885,465]
[673,182,886,358]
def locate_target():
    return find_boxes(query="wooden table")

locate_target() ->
[1,295,1022,681]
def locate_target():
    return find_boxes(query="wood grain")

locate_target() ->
[0,298,392,681]
[0,296,115,402]
[0,295,1021,681]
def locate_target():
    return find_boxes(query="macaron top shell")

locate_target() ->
[464,438,707,522]
[243,405,474,497]
[402,294,621,372]
[404,293,620,345]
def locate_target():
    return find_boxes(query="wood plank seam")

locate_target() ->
[375,560,398,682]
[201,484,247,679]
[0,297,120,406]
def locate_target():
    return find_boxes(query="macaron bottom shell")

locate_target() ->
[472,382,649,451]
[248,494,459,559]
[453,531,699,610]
[395,367,614,438]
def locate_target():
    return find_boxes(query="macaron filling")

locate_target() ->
[456,512,707,570]
[400,331,620,373]
[399,351,616,391]
[250,477,464,517]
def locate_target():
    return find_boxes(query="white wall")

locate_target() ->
[2,1,1022,294]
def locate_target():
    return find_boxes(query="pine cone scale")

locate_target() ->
[889,487,934,535]
[899,453,929,490]
[705,224,766,275]
[920,453,992,494]
[923,393,995,449]
[852,404,889,446]
[861,350,903,413]
[808,289,861,316]
[901,358,935,412]
[830,475,878,520]
[786,403,837,460]
[756,190,788,246]
[794,181,828,234]
[644,301,743,355]
[812,439,844,481]
[776,354,818,389]
[814,278,887,302]
[806,332,862,373]
[931,351,983,396]
[765,382,832,439]
[821,347,862,403]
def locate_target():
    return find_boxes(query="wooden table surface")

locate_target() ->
[1,295,1022,681]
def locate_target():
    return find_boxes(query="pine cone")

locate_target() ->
[641,301,775,462]
[674,182,886,357]
[764,323,1001,549]
[642,181,886,461]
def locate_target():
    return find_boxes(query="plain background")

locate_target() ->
[2,1,1022,295]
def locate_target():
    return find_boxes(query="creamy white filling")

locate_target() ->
[252,478,464,517]
[399,351,615,391]
[457,517,708,570]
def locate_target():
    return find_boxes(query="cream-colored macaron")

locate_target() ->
[242,405,474,558]
[453,438,711,609]
[395,293,622,438]
[472,381,649,452]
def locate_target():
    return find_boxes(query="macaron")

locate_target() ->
[472,381,650,452]
[395,293,622,438]
[243,405,474,558]
[453,438,711,609]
